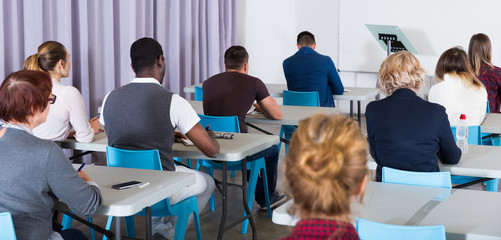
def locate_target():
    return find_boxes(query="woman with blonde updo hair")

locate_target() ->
[366,51,461,182]
[281,113,368,240]
[24,41,99,142]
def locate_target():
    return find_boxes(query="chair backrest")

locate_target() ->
[0,212,17,240]
[197,114,240,133]
[106,146,169,212]
[382,167,452,188]
[195,86,203,101]
[107,146,162,170]
[450,125,481,145]
[356,218,446,240]
[283,90,320,107]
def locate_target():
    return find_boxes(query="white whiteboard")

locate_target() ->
[339,0,501,75]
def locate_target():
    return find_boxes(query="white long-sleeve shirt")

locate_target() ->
[33,78,94,142]
[428,74,487,126]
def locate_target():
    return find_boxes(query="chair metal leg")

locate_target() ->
[205,167,215,211]
[217,162,228,240]
[241,157,257,240]
[145,207,152,240]
[241,158,270,234]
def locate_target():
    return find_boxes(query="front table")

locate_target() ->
[273,181,501,240]
[481,113,501,134]
[189,100,340,126]
[60,132,279,240]
[366,145,501,179]
[59,164,196,240]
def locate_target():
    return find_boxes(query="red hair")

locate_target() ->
[0,70,52,124]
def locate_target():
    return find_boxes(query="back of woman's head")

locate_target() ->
[378,51,425,95]
[0,70,52,124]
[468,33,493,75]
[285,113,368,219]
[435,47,483,89]
[23,41,67,72]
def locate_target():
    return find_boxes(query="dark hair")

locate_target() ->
[0,70,52,124]
[435,47,483,89]
[297,31,315,46]
[23,41,67,72]
[468,33,493,75]
[224,46,249,70]
[130,37,164,73]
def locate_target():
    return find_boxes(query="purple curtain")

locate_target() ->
[0,0,238,115]
[0,0,237,164]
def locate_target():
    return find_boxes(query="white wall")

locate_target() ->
[237,0,378,112]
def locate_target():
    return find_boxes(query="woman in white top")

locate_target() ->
[429,47,487,126]
[23,41,99,142]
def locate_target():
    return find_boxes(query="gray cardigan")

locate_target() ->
[0,128,102,240]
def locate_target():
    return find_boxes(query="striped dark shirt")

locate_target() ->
[477,64,501,113]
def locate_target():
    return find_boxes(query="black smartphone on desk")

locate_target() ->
[112,181,141,190]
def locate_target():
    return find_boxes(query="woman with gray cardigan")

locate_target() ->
[0,70,102,240]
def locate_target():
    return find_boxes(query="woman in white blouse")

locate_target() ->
[23,41,99,142]
[429,47,487,126]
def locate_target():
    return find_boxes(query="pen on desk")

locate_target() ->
[77,163,86,172]
[139,182,150,188]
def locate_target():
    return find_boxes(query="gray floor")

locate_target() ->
[71,116,487,240]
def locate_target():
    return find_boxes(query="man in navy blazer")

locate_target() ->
[283,31,344,107]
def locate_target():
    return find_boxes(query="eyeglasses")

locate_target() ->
[215,133,234,139]
[49,94,57,104]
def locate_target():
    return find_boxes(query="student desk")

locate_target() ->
[367,145,501,184]
[188,100,340,126]
[481,113,501,134]
[184,84,380,124]
[273,181,501,240]
[58,164,195,240]
[59,132,279,240]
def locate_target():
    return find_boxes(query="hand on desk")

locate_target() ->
[174,132,187,143]
[206,128,217,139]
[89,117,101,133]
[78,170,93,182]
[252,103,264,114]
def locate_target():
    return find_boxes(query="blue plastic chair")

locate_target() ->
[450,126,499,192]
[195,114,271,234]
[104,146,202,240]
[279,90,320,153]
[195,114,240,209]
[194,86,203,101]
[382,167,451,188]
[356,218,446,240]
[0,212,16,240]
